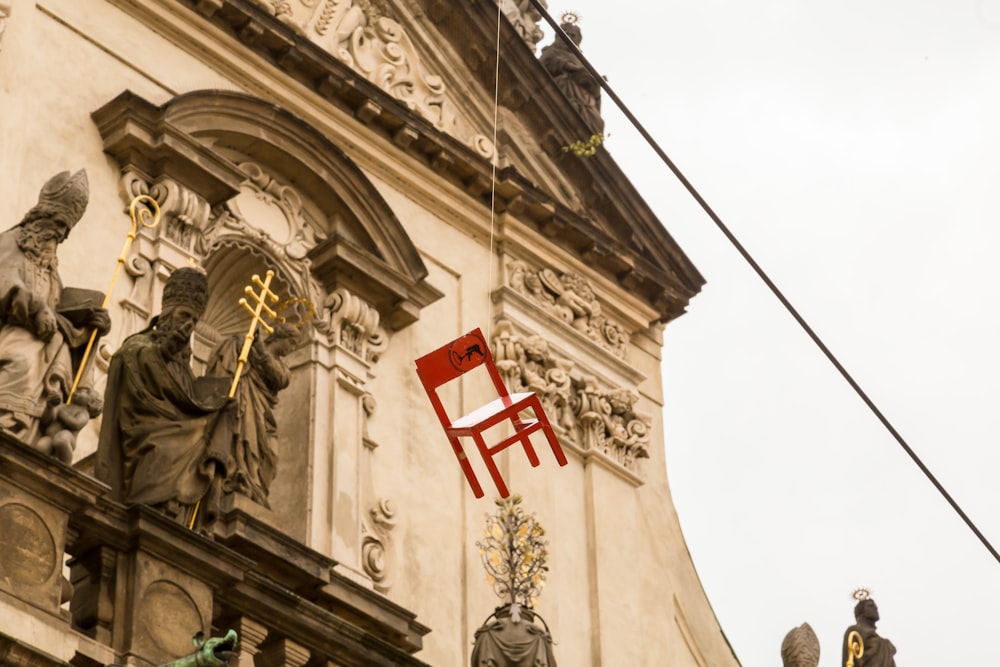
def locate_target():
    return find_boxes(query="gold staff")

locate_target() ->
[68,195,161,404]
[845,630,864,667]
[229,270,279,398]
[189,270,279,530]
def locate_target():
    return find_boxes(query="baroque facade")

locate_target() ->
[0,0,739,666]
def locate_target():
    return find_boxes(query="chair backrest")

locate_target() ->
[415,328,509,425]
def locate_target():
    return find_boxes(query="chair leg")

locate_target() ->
[448,436,484,498]
[518,426,541,468]
[536,409,567,466]
[473,431,510,498]
[510,414,541,466]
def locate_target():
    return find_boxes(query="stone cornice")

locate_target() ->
[417,0,706,316]
[166,0,701,323]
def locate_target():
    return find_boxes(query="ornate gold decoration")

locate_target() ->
[68,195,161,403]
[845,630,864,667]
[231,271,280,398]
[560,11,579,24]
[852,587,871,601]
[276,296,315,329]
[476,494,548,609]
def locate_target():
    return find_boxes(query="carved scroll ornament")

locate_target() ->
[326,287,387,363]
[361,498,396,592]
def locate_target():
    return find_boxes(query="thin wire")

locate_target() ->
[523,0,1000,566]
[486,0,503,343]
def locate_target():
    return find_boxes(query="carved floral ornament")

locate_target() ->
[506,259,630,359]
[252,0,494,157]
[496,0,548,52]
[491,320,650,474]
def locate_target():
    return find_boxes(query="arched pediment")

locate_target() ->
[92,89,442,330]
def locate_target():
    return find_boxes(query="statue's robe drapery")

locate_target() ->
[538,28,603,134]
[471,610,556,667]
[0,228,99,442]
[842,625,896,667]
[96,325,231,525]
[206,336,289,507]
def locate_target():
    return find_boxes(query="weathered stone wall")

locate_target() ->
[0,1,739,666]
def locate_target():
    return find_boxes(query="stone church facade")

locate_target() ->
[0,1,740,665]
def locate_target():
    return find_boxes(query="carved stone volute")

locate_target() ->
[325,287,387,362]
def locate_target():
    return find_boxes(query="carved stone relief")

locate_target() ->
[497,0,547,52]
[199,165,332,345]
[360,498,395,593]
[326,287,387,363]
[356,392,396,592]
[491,320,650,474]
[507,259,629,359]
[251,0,494,157]
[121,171,212,257]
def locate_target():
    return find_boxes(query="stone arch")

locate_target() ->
[93,88,435,568]
[92,89,443,331]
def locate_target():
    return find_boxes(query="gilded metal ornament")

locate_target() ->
[68,195,161,403]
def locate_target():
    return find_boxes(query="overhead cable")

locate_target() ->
[521,0,1000,566]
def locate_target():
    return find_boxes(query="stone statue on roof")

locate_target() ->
[539,17,604,133]
[782,622,820,667]
[0,170,110,457]
[842,593,897,667]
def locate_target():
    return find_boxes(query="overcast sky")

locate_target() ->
[537,1,1000,664]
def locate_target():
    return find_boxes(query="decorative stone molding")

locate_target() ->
[573,376,650,471]
[506,259,629,359]
[92,90,442,333]
[360,498,396,593]
[250,0,493,157]
[201,162,328,339]
[497,0,547,52]
[121,171,213,257]
[325,287,387,362]
[491,321,650,475]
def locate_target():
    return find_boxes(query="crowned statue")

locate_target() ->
[842,590,897,667]
[0,170,110,456]
[539,15,604,133]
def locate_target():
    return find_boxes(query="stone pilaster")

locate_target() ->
[255,637,309,667]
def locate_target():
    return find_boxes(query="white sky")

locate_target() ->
[538,1,1000,664]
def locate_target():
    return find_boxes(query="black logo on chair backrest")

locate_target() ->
[448,333,487,372]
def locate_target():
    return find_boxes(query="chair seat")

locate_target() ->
[449,392,538,430]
